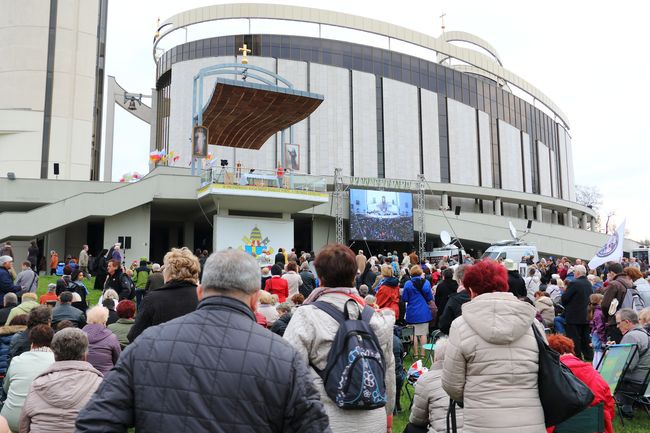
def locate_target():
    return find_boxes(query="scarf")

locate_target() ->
[303,286,364,305]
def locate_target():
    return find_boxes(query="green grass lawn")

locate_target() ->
[37,275,101,306]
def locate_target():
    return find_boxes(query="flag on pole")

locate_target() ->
[588,219,626,270]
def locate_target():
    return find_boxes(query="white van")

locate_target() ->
[481,241,539,263]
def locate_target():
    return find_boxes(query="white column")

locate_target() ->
[567,209,574,228]
[494,198,502,216]
[536,203,543,222]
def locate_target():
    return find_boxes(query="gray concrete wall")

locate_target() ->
[104,204,151,264]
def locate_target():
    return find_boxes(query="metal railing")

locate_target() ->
[200,167,328,192]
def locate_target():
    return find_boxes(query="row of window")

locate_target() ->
[155,34,566,194]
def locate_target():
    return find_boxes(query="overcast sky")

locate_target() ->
[105,0,650,241]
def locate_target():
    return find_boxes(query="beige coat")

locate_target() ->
[441,292,546,433]
[284,293,395,433]
[19,360,102,433]
[410,362,464,433]
[534,296,555,328]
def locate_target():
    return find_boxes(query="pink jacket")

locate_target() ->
[19,361,103,433]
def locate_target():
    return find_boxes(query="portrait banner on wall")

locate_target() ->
[193,125,208,158]
[285,143,300,171]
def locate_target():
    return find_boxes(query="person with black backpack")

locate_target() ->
[283,244,396,433]
[103,260,134,301]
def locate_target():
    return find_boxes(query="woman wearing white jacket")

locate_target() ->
[409,337,463,432]
[441,260,546,433]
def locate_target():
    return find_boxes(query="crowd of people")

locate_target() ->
[0,239,647,432]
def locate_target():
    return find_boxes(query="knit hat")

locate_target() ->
[0,256,12,265]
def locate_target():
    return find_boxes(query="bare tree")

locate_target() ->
[575,184,604,231]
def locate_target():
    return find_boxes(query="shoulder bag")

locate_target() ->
[532,324,594,426]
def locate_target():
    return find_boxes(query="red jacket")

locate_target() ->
[265,276,288,303]
[375,280,400,319]
[547,354,615,433]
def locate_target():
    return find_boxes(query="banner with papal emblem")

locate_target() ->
[588,219,626,269]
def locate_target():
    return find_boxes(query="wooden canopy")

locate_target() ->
[201,78,324,149]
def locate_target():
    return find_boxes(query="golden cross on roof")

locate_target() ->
[239,43,252,64]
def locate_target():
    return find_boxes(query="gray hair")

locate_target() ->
[434,337,449,362]
[617,308,639,324]
[300,261,310,271]
[454,265,468,283]
[358,284,369,297]
[87,306,109,325]
[3,292,17,306]
[201,249,260,295]
[276,302,292,314]
[51,328,89,361]
[574,265,586,276]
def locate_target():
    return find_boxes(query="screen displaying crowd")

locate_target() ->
[349,189,414,242]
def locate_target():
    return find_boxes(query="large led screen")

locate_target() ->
[349,189,414,242]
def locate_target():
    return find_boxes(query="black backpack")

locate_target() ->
[310,300,387,410]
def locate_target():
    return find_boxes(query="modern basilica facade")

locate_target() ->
[0,3,638,265]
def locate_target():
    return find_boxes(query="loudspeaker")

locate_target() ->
[53,163,60,175]
[124,236,132,250]
[527,220,533,230]
[7,172,15,180]
[117,236,124,246]
[454,206,461,216]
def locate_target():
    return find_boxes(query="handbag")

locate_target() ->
[532,324,594,426]
[446,399,460,433]
[401,423,427,433]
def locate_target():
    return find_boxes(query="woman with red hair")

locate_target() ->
[441,259,546,433]
[546,334,615,433]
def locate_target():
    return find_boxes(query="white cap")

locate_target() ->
[503,259,518,271]
[0,256,12,265]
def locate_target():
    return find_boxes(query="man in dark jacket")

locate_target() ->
[144,263,165,292]
[0,256,21,297]
[505,259,527,298]
[438,290,470,335]
[104,259,133,300]
[433,268,458,321]
[76,249,331,433]
[51,291,86,329]
[274,248,286,266]
[0,293,17,325]
[602,262,632,343]
[561,265,593,360]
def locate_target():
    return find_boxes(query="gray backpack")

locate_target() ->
[621,286,646,313]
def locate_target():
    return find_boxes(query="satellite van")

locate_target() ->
[423,230,465,262]
[481,221,539,263]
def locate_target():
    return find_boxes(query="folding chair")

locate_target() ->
[554,402,604,433]
[617,365,650,421]
[400,325,415,360]
[596,343,637,426]
[422,329,443,367]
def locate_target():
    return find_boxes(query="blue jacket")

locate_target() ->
[0,325,25,375]
[401,276,433,324]
[0,268,20,297]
